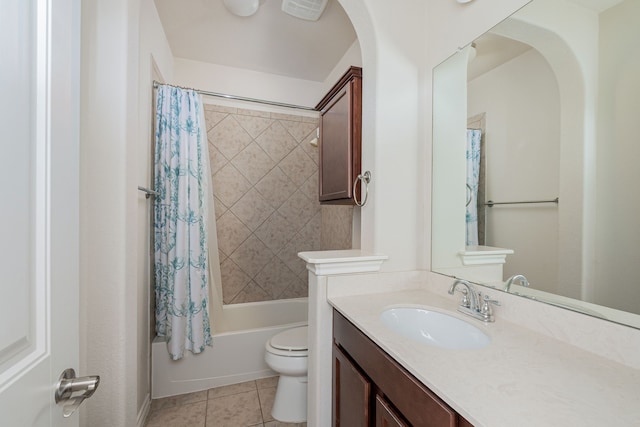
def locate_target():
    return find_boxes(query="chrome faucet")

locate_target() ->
[448,279,500,322]
[504,274,530,293]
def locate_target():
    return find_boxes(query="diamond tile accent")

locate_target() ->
[279,145,317,187]
[229,235,274,279]
[254,211,296,253]
[300,132,319,165]
[213,196,227,220]
[220,258,252,304]
[254,258,300,299]
[201,103,349,304]
[216,211,251,257]
[208,115,252,159]
[212,163,252,207]
[204,110,228,130]
[277,231,315,276]
[280,120,319,142]
[208,143,229,175]
[299,211,322,250]
[230,281,271,304]
[235,114,273,139]
[255,121,298,163]
[231,142,275,184]
[300,170,319,201]
[278,190,320,232]
[230,188,274,231]
[255,167,299,210]
[279,277,308,299]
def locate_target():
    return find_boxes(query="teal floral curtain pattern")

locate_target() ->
[466,129,482,246]
[154,85,212,360]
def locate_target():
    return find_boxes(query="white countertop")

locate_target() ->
[329,288,640,427]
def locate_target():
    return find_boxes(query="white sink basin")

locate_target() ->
[380,307,490,350]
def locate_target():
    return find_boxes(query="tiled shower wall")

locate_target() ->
[204,103,352,304]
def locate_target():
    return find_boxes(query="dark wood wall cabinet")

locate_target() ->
[333,310,474,427]
[315,66,362,204]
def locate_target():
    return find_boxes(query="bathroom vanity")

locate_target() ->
[327,285,640,427]
[333,310,473,427]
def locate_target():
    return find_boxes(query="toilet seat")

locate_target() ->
[266,326,308,357]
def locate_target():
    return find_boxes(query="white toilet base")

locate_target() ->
[271,374,308,423]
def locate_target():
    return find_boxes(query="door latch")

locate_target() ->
[55,368,100,417]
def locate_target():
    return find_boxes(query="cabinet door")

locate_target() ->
[333,344,371,427]
[317,66,362,204]
[376,395,408,427]
[319,82,353,202]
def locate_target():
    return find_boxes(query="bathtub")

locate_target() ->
[151,298,308,398]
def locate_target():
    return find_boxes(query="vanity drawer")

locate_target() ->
[333,310,470,427]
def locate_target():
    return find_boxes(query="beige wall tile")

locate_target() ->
[208,115,252,159]
[230,281,271,304]
[204,103,349,304]
[230,189,275,232]
[278,146,317,187]
[254,211,296,253]
[255,121,298,163]
[229,235,274,278]
[254,167,298,210]
[235,114,273,139]
[279,120,318,143]
[220,258,252,304]
[231,142,275,185]
[212,163,252,206]
[216,211,251,256]
[254,258,301,299]
[278,190,319,232]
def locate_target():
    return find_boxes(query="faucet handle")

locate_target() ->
[451,288,471,308]
[480,294,500,321]
[482,294,501,306]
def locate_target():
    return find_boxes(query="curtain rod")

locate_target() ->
[485,197,559,208]
[152,81,317,112]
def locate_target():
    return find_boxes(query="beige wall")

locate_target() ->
[595,0,640,313]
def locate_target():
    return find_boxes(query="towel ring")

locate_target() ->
[466,183,472,207]
[354,171,371,207]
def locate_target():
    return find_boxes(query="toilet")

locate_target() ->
[264,325,308,423]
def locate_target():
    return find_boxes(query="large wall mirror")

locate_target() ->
[432,0,640,329]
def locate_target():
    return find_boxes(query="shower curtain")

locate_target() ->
[154,84,213,360]
[466,129,482,246]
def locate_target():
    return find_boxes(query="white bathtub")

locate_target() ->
[151,298,308,398]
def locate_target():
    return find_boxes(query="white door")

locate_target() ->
[0,0,89,425]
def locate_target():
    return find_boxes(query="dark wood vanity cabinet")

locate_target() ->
[333,310,474,427]
[316,66,362,204]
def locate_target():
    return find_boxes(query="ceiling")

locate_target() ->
[467,0,626,81]
[154,0,358,82]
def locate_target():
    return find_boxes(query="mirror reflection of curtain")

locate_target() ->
[466,129,482,245]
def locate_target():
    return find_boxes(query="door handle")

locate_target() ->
[55,368,100,417]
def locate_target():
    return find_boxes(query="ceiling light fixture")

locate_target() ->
[456,0,475,3]
[223,0,260,17]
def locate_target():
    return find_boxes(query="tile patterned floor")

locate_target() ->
[145,377,307,427]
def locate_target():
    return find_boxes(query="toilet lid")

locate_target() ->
[269,326,308,351]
